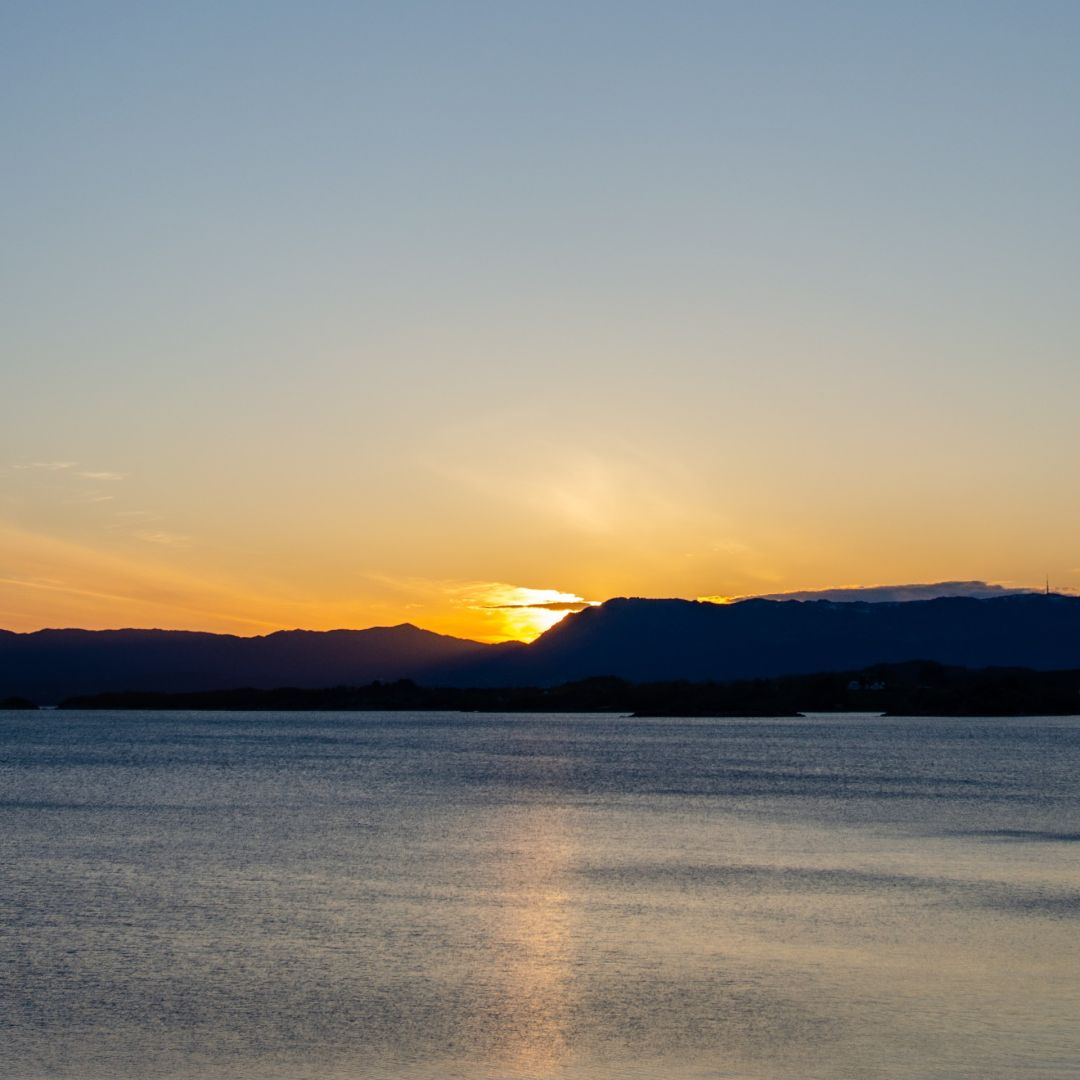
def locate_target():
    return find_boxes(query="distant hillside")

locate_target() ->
[0,624,507,703]
[5,593,1080,702]
[445,593,1080,686]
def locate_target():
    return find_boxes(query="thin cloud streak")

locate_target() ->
[486,600,594,612]
[10,462,124,481]
[0,574,281,631]
[0,525,288,632]
[133,530,189,546]
[703,581,1037,605]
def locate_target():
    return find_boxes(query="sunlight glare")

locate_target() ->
[466,583,596,642]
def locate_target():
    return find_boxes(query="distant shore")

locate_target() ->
[6,662,1076,716]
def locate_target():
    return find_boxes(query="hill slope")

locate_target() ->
[447,593,1080,685]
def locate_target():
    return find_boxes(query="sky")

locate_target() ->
[3,2,1079,642]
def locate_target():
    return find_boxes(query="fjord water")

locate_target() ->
[2,712,1078,1080]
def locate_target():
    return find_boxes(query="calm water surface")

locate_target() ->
[2,710,1079,1079]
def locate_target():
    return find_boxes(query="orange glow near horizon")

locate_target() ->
[1,520,1073,646]
[1,524,1071,645]
[464,584,597,643]
[0,527,599,642]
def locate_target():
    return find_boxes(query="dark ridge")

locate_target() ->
[450,593,1080,687]
[0,623,501,704]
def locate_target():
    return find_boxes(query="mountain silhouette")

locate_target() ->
[439,593,1080,686]
[0,624,506,703]
[4,593,1080,703]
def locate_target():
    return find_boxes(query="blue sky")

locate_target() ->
[3,2,1079,636]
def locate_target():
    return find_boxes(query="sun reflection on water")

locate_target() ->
[487,803,578,1077]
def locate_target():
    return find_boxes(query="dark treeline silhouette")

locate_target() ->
[53,662,1080,716]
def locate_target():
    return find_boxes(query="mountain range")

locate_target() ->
[0,623,507,704]
[4,593,1080,704]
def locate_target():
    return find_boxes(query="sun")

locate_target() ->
[497,603,574,642]
[466,584,596,643]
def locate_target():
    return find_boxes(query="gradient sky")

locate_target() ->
[3,2,1079,641]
